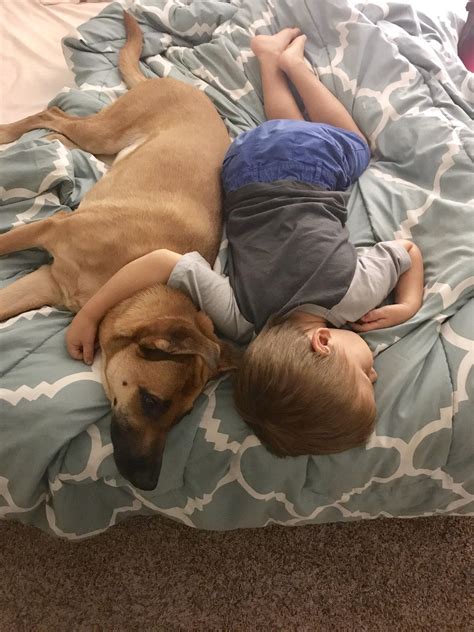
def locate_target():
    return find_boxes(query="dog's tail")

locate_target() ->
[119,11,147,89]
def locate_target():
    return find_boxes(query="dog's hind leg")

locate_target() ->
[0,100,143,157]
[45,133,114,167]
[0,266,62,321]
[0,108,73,146]
[0,11,149,155]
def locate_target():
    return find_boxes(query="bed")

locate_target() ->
[0,0,472,539]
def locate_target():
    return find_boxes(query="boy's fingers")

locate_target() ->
[68,342,84,360]
[83,342,95,366]
[361,309,383,322]
[352,319,385,332]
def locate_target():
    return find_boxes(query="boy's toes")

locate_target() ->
[282,26,302,40]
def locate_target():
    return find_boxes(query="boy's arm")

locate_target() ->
[168,252,254,344]
[66,249,181,364]
[352,240,424,332]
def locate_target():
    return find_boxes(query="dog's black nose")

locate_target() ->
[115,450,163,490]
[115,455,162,491]
[111,415,162,490]
[127,469,160,491]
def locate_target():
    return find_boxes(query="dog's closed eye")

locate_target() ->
[139,388,171,419]
[138,345,191,364]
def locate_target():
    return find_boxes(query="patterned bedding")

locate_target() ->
[0,0,472,538]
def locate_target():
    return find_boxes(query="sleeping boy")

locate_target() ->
[67,29,424,457]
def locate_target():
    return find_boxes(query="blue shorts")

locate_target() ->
[222,119,370,194]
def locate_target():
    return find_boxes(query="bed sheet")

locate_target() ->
[0,0,111,124]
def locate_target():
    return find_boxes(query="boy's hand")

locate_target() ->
[352,241,424,333]
[350,303,415,332]
[64,249,183,365]
[66,311,99,365]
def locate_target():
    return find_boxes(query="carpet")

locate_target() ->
[0,515,472,630]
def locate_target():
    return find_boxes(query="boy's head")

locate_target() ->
[233,316,377,457]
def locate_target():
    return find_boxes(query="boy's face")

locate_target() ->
[331,329,378,385]
[327,329,378,408]
[308,326,377,386]
[289,311,378,391]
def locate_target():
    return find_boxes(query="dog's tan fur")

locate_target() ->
[0,12,235,490]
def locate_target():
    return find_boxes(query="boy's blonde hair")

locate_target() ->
[233,320,376,457]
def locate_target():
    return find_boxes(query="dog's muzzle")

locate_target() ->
[111,414,162,491]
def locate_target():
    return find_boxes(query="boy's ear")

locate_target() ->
[310,328,332,356]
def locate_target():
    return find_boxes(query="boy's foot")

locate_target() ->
[279,33,307,74]
[251,27,301,60]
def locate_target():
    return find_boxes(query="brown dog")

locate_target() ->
[0,12,236,490]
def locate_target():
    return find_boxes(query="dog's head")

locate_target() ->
[99,286,240,491]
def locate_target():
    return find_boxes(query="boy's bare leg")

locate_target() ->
[251,28,304,120]
[279,34,366,140]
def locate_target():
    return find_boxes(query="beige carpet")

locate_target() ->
[0,515,472,631]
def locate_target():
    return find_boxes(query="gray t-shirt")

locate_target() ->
[168,240,411,344]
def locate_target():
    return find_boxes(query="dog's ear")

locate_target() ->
[194,311,242,375]
[133,313,242,374]
[137,318,221,370]
[214,338,242,375]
